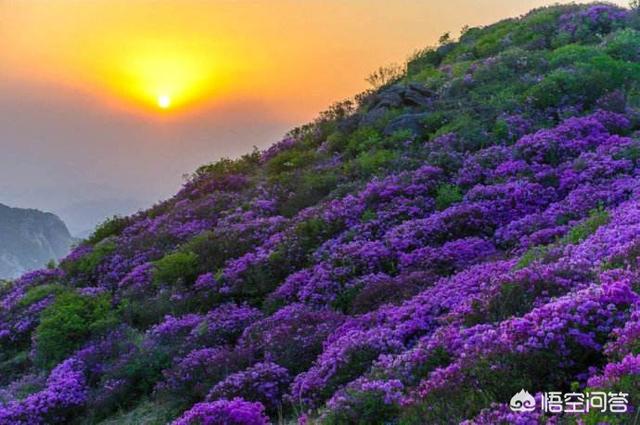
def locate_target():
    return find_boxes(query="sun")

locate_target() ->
[157,95,171,109]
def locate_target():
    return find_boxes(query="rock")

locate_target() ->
[403,83,433,107]
[383,112,430,137]
[359,108,389,127]
[367,83,433,112]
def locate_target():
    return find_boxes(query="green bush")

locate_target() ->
[190,150,260,181]
[606,28,640,62]
[406,48,444,76]
[561,208,609,245]
[434,183,463,210]
[266,149,316,177]
[294,217,341,256]
[345,127,382,157]
[118,292,182,330]
[87,216,131,245]
[472,20,517,58]
[0,351,30,387]
[434,114,489,151]
[348,149,398,178]
[278,169,339,217]
[18,284,65,308]
[181,228,271,274]
[63,240,117,278]
[152,252,199,286]
[34,291,114,368]
[548,44,604,68]
[528,56,640,110]
[515,245,551,270]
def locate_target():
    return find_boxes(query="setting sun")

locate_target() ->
[111,41,225,113]
[158,95,171,109]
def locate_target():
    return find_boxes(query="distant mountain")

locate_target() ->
[0,203,73,278]
[56,197,146,238]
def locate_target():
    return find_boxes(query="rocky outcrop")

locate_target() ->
[0,204,73,278]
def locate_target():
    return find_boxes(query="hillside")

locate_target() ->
[0,204,73,279]
[2,2,640,424]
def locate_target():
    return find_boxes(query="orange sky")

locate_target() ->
[2,0,626,119]
[0,0,628,233]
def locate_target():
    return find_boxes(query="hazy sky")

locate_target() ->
[0,0,628,234]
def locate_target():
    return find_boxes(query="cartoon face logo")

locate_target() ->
[510,389,536,412]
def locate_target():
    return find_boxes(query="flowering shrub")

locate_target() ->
[0,358,87,424]
[157,347,252,403]
[207,362,291,413]
[3,3,640,424]
[238,304,344,374]
[172,398,269,425]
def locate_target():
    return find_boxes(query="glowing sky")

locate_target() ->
[0,0,627,234]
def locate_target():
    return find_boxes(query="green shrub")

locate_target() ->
[606,28,640,62]
[345,127,382,156]
[472,20,517,58]
[548,44,604,68]
[406,48,444,76]
[34,291,114,368]
[230,249,293,303]
[293,217,341,256]
[190,150,261,181]
[118,292,183,330]
[561,208,609,245]
[63,240,117,278]
[87,216,131,245]
[181,228,270,274]
[421,111,448,136]
[434,114,489,151]
[434,183,463,210]
[278,169,339,217]
[528,56,640,110]
[410,66,444,85]
[348,149,398,178]
[152,252,199,286]
[0,351,30,386]
[18,284,65,308]
[515,245,550,269]
[266,149,316,177]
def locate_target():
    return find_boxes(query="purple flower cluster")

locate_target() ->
[0,359,87,424]
[207,362,291,411]
[559,4,629,39]
[172,398,269,425]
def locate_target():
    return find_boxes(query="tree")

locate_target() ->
[365,64,404,89]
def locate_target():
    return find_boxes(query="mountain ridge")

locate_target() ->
[0,203,73,279]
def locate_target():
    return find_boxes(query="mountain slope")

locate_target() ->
[0,204,73,278]
[1,2,640,424]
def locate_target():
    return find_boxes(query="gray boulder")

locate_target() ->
[384,112,430,137]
